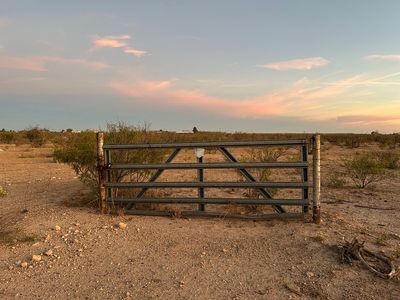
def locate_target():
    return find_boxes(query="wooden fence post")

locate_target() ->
[97,132,106,213]
[312,134,321,223]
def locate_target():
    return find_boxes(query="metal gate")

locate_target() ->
[97,134,321,222]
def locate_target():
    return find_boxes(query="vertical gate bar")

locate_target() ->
[197,156,205,211]
[105,149,112,204]
[312,134,321,223]
[301,144,309,213]
[96,132,106,213]
[218,147,285,214]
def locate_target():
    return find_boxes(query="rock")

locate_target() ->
[306,271,314,278]
[20,262,28,268]
[118,222,127,230]
[45,250,53,256]
[32,255,42,262]
[54,225,61,231]
[222,248,228,253]
[285,282,302,296]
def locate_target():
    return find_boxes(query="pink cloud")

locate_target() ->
[93,35,129,48]
[365,54,400,62]
[336,115,400,125]
[110,80,289,118]
[0,55,110,71]
[0,56,47,71]
[257,57,329,71]
[123,48,148,57]
[92,34,149,57]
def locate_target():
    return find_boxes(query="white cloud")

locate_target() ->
[365,54,400,62]
[257,57,329,71]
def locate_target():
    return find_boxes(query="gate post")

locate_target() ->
[312,134,321,224]
[97,132,106,213]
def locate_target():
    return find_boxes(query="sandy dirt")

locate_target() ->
[0,143,399,299]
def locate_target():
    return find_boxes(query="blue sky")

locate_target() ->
[1,0,400,132]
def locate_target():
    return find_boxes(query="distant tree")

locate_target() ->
[193,126,199,133]
[66,128,73,133]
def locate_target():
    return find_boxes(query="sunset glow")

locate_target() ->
[1,1,399,132]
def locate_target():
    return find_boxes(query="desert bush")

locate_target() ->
[0,186,7,197]
[53,122,168,204]
[375,150,400,169]
[0,131,16,144]
[342,153,386,188]
[324,170,346,188]
[25,126,45,147]
[241,147,285,200]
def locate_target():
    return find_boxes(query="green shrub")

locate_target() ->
[0,131,16,144]
[241,147,285,199]
[0,186,7,197]
[325,171,346,188]
[375,150,400,169]
[25,126,45,147]
[53,122,168,204]
[342,153,386,188]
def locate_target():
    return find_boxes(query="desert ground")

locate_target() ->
[0,142,399,299]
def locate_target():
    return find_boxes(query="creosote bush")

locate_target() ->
[375,150,400,169]
[325,171,346,188]
[53,122,168,205]
[342,153,386,188]
[25,126,46,147]
[241,147,285,200]
[0,186,7,197]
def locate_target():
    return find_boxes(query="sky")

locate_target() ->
[0,0,400,133]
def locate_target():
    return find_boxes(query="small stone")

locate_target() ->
[20,262,28,268]
[32,242,40,247]
[306,271,314,278]
[222,248,228,253]
[285,282,302,296]
[179,281,185,287]
[45,250,53,256]
[32,255,42,262]
[118,222,127,230]
[54,225,61,231]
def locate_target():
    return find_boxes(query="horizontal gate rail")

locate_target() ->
[96,134,321,222]
[122,210,305,220]
[108,161,308,170]
[106,197,307,205]
[103,139,307,150]
[105,181,310,188]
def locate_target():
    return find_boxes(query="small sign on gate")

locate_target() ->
[195,148,205,158]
